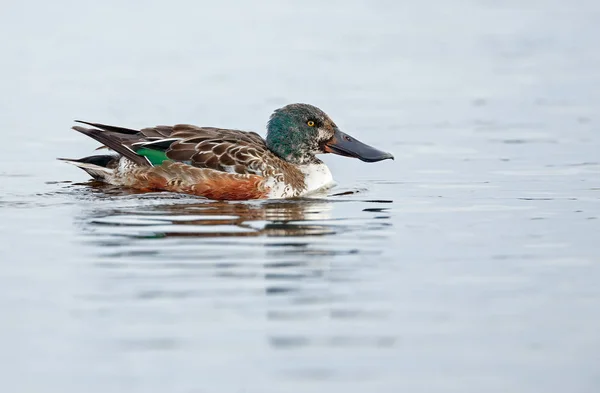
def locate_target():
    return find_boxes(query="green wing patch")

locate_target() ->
[136,148,169,166]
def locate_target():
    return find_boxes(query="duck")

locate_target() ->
[60,103,393,200]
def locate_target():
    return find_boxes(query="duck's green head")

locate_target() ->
[266,103,394,165]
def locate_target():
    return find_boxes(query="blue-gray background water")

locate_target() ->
[1,1,599,392]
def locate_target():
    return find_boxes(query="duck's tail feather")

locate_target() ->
[72,125,151,166]
[74,120,140,135]
[58,155,116,181]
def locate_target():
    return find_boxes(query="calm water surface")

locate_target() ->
[1,1,599,392]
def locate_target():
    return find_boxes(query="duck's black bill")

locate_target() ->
[324,129,394,163]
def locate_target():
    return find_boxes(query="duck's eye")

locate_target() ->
[307,120,315,127]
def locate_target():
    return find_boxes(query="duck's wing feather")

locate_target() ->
[75,121,265,147]
[134,125,276,176]
[141,124,266,146]
[72,121,282,177]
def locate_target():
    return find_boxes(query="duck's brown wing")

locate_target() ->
[139,124,266,146]
[69,121,306,199]
[71,121,291,178]
[155,126,272,176]
[75,121,265,148]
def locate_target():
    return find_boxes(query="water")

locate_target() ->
[1,1,600,392]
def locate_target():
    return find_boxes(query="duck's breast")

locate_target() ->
[299,163,334,195]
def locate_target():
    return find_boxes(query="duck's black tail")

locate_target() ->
[57,155,116,181]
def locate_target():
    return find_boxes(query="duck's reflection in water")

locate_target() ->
[77,186,395,371]
[85,197,336,237]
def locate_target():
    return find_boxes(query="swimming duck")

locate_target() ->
[61,103,393,200]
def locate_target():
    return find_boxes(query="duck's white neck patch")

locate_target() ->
[299,163,334,195]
